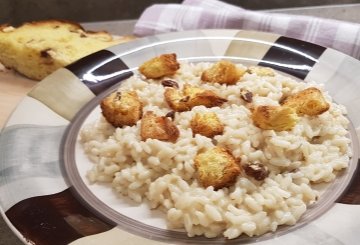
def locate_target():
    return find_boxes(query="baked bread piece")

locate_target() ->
[0,20,134,80]
[194,147,241,190]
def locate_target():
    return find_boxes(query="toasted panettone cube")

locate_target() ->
[164,84,227,112]
[194,147,241,189]
[190,112,224,138]
[101,91,143,127]
[164,87,189,112]
[247,66,275,77]
[201,60,246,85]
[281,87,330,116]
[252,105,299,131]
[139,53,180,79]
[0,20,133,80]
[183,84,228,108]
[140,111,179,142]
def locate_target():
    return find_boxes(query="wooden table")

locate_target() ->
[0,67,36,128]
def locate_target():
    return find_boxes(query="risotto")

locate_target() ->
[79,60,352,239]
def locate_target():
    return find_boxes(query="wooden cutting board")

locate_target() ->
[0,66,37,128]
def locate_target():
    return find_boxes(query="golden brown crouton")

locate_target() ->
[140,111,179,142]
[281,87,330,116]
[194,147,241,190]
[183,84,228,109]
[164,87,189,112]
[252,105,299,131]
[139,53,180,79]
[247,66,275,77]
[190,112,224,138]
[164,84,227,112]
[201,60,246,85]
[101,91,143,127]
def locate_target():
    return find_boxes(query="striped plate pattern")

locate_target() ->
[1,30,359,245]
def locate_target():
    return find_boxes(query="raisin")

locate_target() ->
[310,136,321,144]
[279,95,288,104]
[115,92,122,100]
[161,79,179,88]
[240,89,253,103]
[244,162,269,181]
[165,111,175,120]
[40,48,52,58]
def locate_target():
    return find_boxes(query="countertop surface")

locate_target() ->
[1,4,360,245]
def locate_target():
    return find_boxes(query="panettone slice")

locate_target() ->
[0,20,133,80]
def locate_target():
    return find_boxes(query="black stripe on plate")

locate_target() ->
[338,159,360,204]
[259,36,326,79]
[67,50,133,95]
[5,188,115,245]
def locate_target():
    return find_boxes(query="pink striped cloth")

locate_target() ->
[134,0,360,59]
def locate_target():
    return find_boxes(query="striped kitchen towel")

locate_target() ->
[134,0,360,59]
